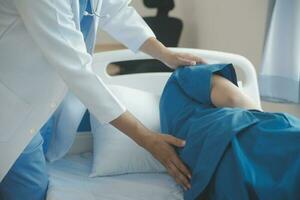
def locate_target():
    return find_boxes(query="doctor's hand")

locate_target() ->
[140,37,205,69]
[111,111,191,190]
[142,133,192,191]
[161,50,206,69]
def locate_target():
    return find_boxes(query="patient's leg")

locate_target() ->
[211,74,262,110]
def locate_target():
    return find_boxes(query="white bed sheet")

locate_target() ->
[46,152,183,200]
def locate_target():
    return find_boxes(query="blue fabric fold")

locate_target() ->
[45,93,86,162]
[160,64,300,200]
[0,133,48,200]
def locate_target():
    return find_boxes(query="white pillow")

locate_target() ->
[90,85,166,177]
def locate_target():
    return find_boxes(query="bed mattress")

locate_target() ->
[46,152,183,200]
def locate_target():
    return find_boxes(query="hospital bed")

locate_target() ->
[46,48,261,200]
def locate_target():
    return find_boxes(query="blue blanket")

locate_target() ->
[159,64,300,200]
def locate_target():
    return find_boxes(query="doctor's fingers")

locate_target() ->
[163,134,186,147]
[166,161,191,191]
[177,53,206,64]
[162,135,192,179]
[176,57,197,66]
[171,154,192,180]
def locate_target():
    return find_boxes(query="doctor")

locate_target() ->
[0,0,203,199]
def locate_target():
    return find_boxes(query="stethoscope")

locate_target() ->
[83,0,110,19]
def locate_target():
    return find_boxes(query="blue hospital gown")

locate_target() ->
[159,64,300,200]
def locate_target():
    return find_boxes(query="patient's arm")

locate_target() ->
[211,75,262,110]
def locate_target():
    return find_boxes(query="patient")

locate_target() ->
[159,63,300,200]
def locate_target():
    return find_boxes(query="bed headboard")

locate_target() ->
[67,48,261,155]
[92,48,261,106]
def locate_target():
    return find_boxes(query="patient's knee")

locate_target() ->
[211,74,260,110]
[225,93,245,108]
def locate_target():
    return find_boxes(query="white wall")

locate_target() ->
[97,0,300,117]
[98,0,267,68]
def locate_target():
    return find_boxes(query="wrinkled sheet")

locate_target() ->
[46,153,183,200]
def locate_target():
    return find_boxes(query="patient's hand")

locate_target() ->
[211,74,262,110]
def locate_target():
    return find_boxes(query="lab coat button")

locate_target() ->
[50,102,56,108]
[29,128,36,135]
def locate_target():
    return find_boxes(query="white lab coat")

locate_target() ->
[0,0,155,181]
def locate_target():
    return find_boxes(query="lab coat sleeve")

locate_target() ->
[13,0,126,123]
[99,0,156,52]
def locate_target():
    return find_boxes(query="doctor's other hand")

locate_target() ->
[162,50,206,69]
[143,132,192,191]
[140,37,205,69]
